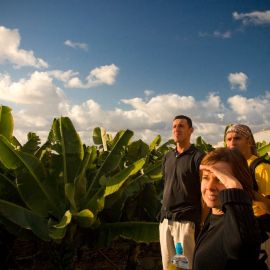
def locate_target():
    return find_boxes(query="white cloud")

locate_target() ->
[0,26,48,68]
[0,71,66,105]
[121,94,196,123]
[233,10,270,25]
[227,95,270,124]
[228,72,248,91]
[64,40,88,51]
[2,71,269,146]
[65,64,119,88]
[48,70,79,82]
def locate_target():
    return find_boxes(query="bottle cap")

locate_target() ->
[175,242,183,255]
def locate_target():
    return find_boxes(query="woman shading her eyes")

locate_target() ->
[192,148,261,270]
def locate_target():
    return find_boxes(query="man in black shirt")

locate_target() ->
[159,115,204,270]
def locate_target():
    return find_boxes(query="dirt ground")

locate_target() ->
[7,240,162,270]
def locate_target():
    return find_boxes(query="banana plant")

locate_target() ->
[0,112,170,268]
[256,141,270,159]
[0,117,148,236]
[0,105,14,141]
[94,131,172,239]
[195,136,214,153]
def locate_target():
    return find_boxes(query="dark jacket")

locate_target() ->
[193,189,261,270]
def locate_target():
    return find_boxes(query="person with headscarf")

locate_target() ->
[225,124,270,268]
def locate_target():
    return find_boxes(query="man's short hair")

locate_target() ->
[173,115,193,128]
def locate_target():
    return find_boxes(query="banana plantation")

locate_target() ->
[0,105,269,269]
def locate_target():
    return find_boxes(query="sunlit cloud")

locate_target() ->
[0,71,66,105]
[2,68,270,146]
[4,89,270,146]
[0,26,48,68]
[227,95,270,124]
[228,72,248,91]
[233,10,270,25]
[65,64,119,88]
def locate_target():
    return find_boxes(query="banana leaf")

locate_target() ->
[149,135,161,152]
[49,210,72,240]
[0,173,24,205]
[104,158,145,197]
[0,199,49,241]
[47,117,84,184]
[73,209,95,228]
[126,140,149,164]
[84,129,133,203]
[96,221,159,247]
[0,105,14,140]
[257,143,270,157]
[92,127,108,151]
[74,146,97,208]
[0,136,61,218]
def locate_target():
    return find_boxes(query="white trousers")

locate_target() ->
[159,219,195,270]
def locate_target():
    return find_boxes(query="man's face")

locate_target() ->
[172,118,193,144]
[225,132,250,156]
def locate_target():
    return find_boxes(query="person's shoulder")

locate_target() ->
[191,144,205,156]
[256,159,270,170]
[250,155,270,177]
[190,145,205,161]
[247,155,259,166]
[164,149,175,158]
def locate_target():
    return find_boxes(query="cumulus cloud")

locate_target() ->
[48,69,79,82]
[0,71,66,105]
[0,26,48,68]
[227,95,270,124]
[233,10,270,25]
[8,91,270,146]
[228,72,248,91]
[65,64,119,88]
[2,70,270,146]
[64,40,88,51]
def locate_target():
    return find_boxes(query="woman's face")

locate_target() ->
[201,161,233,214]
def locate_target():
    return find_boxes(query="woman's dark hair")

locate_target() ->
[201,147,254,198]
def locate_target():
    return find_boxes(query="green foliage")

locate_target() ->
[257,142,270,160]
[0,108,173,268]
[0,105,14,141]
[195,136,214,153]
[11,105,270,267]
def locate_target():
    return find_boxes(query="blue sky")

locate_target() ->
[0,0,270,145]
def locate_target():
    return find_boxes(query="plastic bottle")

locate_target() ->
[167,242,189,270]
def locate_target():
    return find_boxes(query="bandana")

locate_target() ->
[225,124,258,156]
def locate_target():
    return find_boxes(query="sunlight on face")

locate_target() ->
[201,161,233,214]
[172,118,193,144]
[225,132,250,157]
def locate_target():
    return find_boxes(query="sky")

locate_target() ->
[0,0,270,146]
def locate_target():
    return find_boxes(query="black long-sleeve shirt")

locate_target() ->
[193,188,261,270]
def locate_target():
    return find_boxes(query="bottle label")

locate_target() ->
[172,256,189,269]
